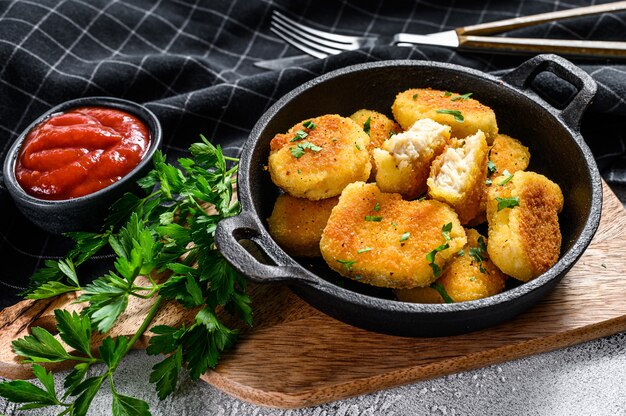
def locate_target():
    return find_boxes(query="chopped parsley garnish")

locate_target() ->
[389,131,396,137]
[485,178,493,186]
[426,222,453,278]
[487,160,497,176]
[290,141,322,158]
[469,236,487,273]
[357,247,373,254]
[452,92,473,101]
[457,249,465,257]
[412,93,418,100]
[430,282,454,303]
[332,137,338,142]
[363,117,371,136]
[364,215,383,222]
[400,232,410,242]
[436,109,464,123]
[498,170,514,186]
[290,129,308,142]
[469,276,476,282]
[355,143,361,150]
[337,259,356,271]
[444,91,452,97]
[390,221,397,228]
[302,120,316,129]
[496,196,520,211]
[374,202,380,211]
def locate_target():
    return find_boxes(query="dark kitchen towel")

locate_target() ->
[0,0,625,307]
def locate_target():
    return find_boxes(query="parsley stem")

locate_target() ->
[124,296,164,356]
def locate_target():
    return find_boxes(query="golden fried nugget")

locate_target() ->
[373,118,451,199]
[268,114,371,200]
[320,182,466,289]
[392,88,498,143]
[489,134,530,177]
[349,109,401,150]
[486,171,564,282]
[267,194,338,257]
[427,130,489,224]
[350,109,401,180]
[395,229,507,303]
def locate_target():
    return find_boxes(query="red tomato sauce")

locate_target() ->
[15,107,150,200]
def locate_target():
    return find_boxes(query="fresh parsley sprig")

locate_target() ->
[0,136,250,416]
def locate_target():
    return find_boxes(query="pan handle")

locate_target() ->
[500,54,597,132]
[215,211,318,285]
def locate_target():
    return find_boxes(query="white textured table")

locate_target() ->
[2,331,626,415]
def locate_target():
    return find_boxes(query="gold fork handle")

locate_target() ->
[457,1,626,36]
[459,36,626,58]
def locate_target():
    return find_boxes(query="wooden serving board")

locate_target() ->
[1,180,625,409]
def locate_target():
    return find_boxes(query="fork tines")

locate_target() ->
[270,11,364,59]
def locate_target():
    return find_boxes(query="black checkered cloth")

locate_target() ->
[0,0,625,307]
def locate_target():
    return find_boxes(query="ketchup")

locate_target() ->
[15,107,150,200]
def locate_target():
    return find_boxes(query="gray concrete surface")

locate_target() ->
[2,331,626,415]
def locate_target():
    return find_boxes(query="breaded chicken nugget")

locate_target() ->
[268,114,371,200]
[320,182,466,289]
[373,118,451,200]
[489,134,530,177]
[392,88,498,143]
[349,109,401,150]
[427,130,489,224]
[267,194,338,257]
[486,171,564,282]
[395,229,507,303]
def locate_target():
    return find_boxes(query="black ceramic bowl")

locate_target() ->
[216,54,602,337]
[2,96,162,234]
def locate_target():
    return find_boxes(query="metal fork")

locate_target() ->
[270,3,626,59]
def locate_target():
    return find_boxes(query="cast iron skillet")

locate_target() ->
[215,54,602,337]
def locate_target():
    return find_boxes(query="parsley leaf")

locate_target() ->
[469,236,487,274]
[487,160,497,177]
[400,232,410,242]
[364,215,382,222]
[426,223,453,278]
[363,117,371,135]
[496,196,520,211]
[55,310,92,357]
[357,247,373,254]
[498,170,514,186]
[290,141,322,158]
[0,365,61,410]
[149,347,182,400]
[430,282,454,303]
[290,130,308,142]
[451,92,473,101]
[436,109,464,123]
[336,259,357,271]
[302,120,316,129]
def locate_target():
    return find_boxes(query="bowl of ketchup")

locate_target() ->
[2,96,162,234]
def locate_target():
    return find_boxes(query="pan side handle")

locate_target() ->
[500,54,597,132]
[215,211,318,286]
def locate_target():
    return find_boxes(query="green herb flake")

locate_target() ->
[374,202,380,211]
[391,221,398,228]
[412,93,418,100]
[485,178,493,186]
[337,259,357,271]
[487,160,497,176]
[364,215,383,222]
[444,91,452,97]
[498,170,514,186]
[357,247,373,254]
[452,92,473,101]
[290,129,308,142]
[332,137,338,142]
[436,109,464,123]
[496,196,520,211]
[400,232,410,242]
[469,236,487,274]
[355,143,361,151]
[302,120,316,129]
[363,117,371,136]
[469,277,476,282]
[457,249,465,257]
[389,131,396,137]
[430,282,454,303]
[426,223,454,278]
[291,141,322,158]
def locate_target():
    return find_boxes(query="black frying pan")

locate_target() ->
[215,54,602,337]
